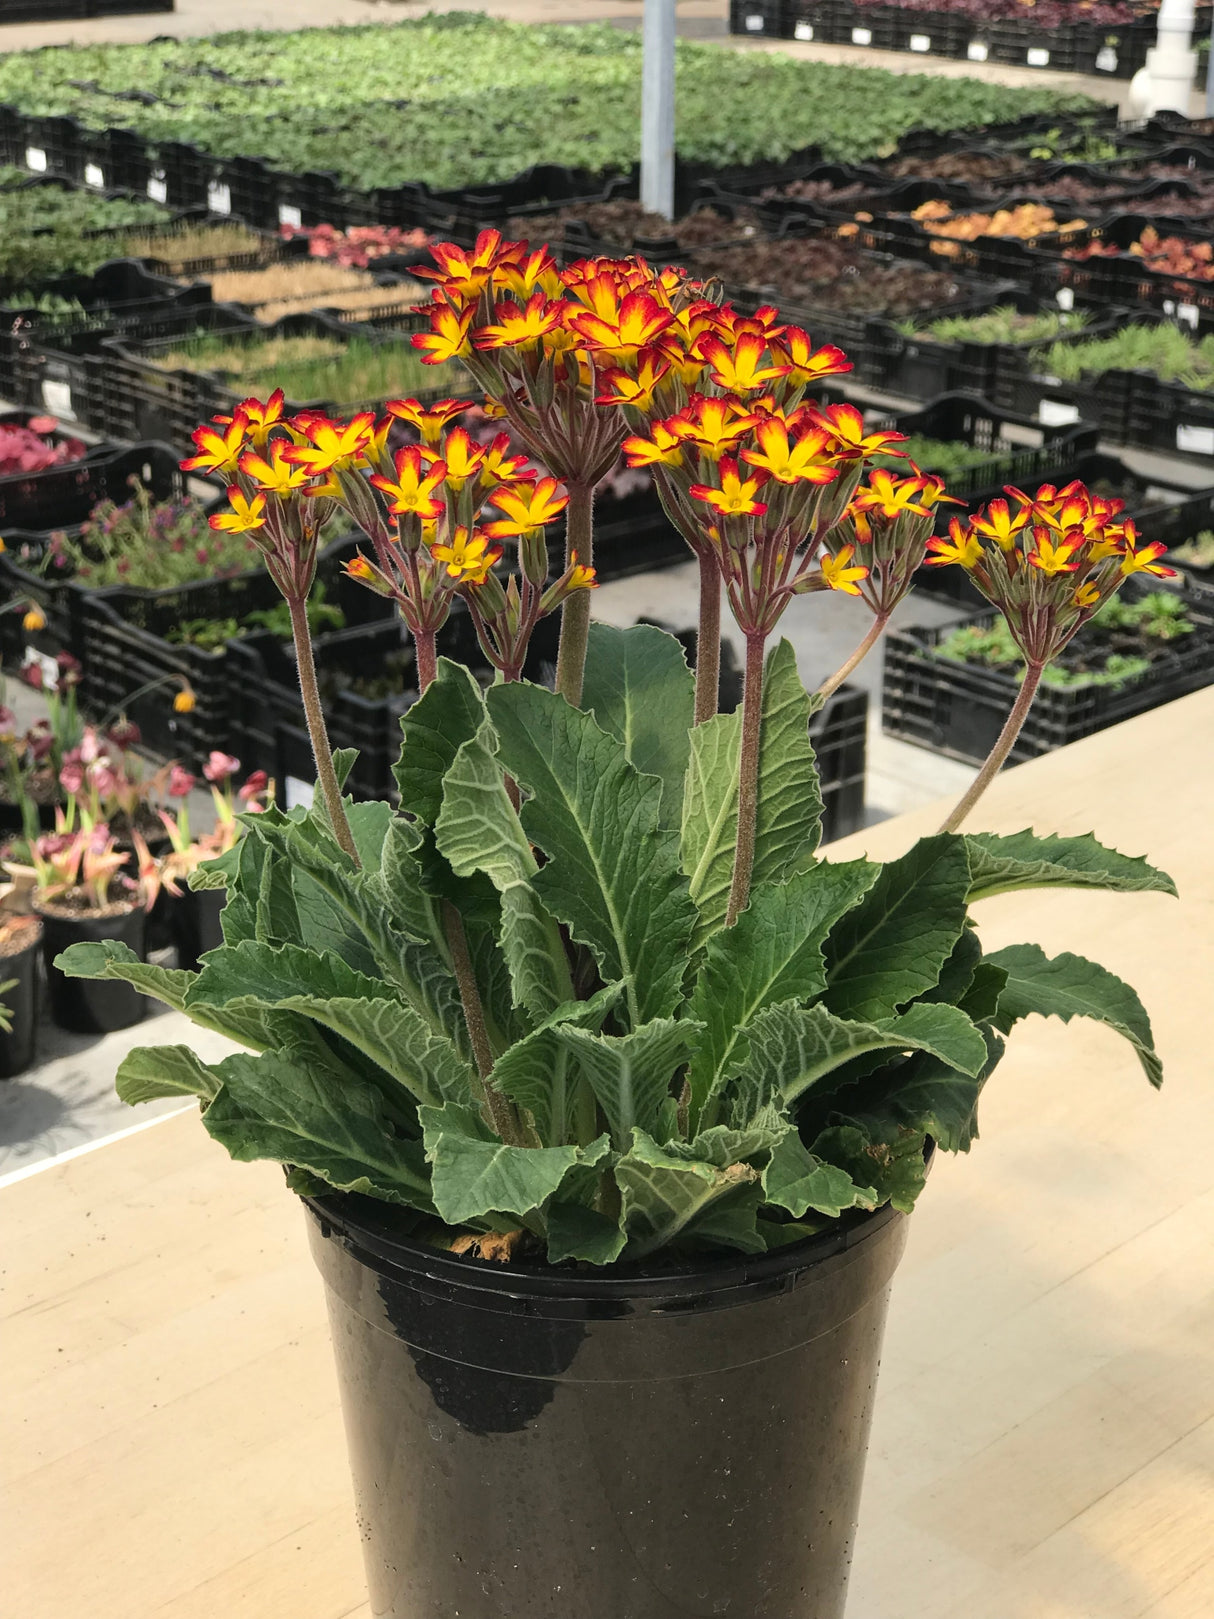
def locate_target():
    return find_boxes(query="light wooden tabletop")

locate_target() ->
[5,687,1213,1619]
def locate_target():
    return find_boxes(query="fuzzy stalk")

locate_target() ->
[695,548,722,725]
[938,660,1044,834]
[555,480,594,707]
[287,593,359,864]
[726,630,767,927]
[817,610,890,703]
[415,626,438,693]
[441,898,523,1146]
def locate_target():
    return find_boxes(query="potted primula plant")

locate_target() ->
[58,235,1176,1619]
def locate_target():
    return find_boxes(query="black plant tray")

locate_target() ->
[809,682,867,843]
[882,578,1214,763]
[1055,213,1214,320]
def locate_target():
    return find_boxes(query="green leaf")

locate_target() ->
[762,1129,877,1218]
[987,941,1163,1088]
[488,982,623,1147]
[546,1200,626,1266]
[419,1101,593,1228]
[555,1017,702,1150]
[580,622,694,825]
[395,656,485,823]
[823,833,971,1020]
[202,1045,434,1208]
[864,1023,1004,1152]
[747,999,989,1106]
[53,939,190,1011]
[680,638,822,944]
[435,717,573,1020]
[616,1129,765,1258]
[811,1120,926,1214]
[115,1044,220,1106]
[685,859,879,1125]
[488,680,696,1028]
[965,830,1177,903]
[187,940,476,1109]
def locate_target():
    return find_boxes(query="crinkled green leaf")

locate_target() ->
[54,938,190,1011]
[488,680,696,1028]
[988,941,1163,1088]
[811,1120,927,1214]
[747,999,989,1106]
[419,1100,597,1228]
[965,829,1177,903]
[546,1200,626,1266]
[395,655,485,823]
[580,622,694,826]
[555,1016,702,1151]
[115,1044,219,1106]
[823,833,971,1020]
[488,982,623,1147]
[681,638,823,944]
[762,1129,877,1218]
[202,1044,433,1209]
[436,717,573,1021]
[686,859,879,1126]
[616,1128,765,1258]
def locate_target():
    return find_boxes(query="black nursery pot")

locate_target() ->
[168,886,226,972]
[37,902,146,1034]
[0,919,42,1079]
[306,1194,910,1619]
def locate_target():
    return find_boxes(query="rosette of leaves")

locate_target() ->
[56,625,1172,1265]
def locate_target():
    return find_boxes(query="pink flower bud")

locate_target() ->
[168,764,196,799]
[203,751,240,784]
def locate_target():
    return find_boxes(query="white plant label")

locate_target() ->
[1095,46,1118,71]
[852,27,873,44]
[285,777,315,811]
[84,163,105,189]
[278,203,303,228]
[967,40,988,60]
[1177,302,1200,329]
[794,20,814,38]
[207,181,232,215]
[745,13,765,29]
[27,649,59,686]
[41,379,74,419]
[1038,400,1081,427]
[148,171,168,203]
[1026,47,1050,65]
[25,147,47,172]
[1055,286,1075,311]
[1176,424,1214,456]
[910,34,931,50]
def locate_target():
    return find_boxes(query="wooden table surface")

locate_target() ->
[5,688,1214,1619]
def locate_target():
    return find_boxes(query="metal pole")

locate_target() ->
[1206,7,1214,114]
[641,0,677,220]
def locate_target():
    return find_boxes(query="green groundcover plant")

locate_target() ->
[59,239,1172,1267]
[0,15,1092,192]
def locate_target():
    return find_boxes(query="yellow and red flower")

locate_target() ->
[430,526,501,584]
[181,414,248,477]
[282,413,375,477]
[210,487,266,535]
[387,397,468,444]
[483,476,569,537]
[740,418,839,486]
[925,519,983,570]
[238,443,313,498]
[698,332,791,395]
[689,458,769,519]
[819,543,869,595]
[369,445,448,519]
[475,291,571,352]
[412,303,475,365]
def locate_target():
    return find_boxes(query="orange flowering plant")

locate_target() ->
[54,242,1172,1268]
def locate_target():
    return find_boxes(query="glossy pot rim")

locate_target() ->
[304,1176,911,1317]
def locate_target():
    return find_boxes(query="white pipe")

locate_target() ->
[1131,0,1197,117]
[641,0,677,220]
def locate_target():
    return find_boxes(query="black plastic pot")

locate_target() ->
[0,918,42,1079]
[37,901,146,1033]
[306,1192,909,1619]
[168,885,225,972]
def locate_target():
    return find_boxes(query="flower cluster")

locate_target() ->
[826,465,959,614]
[926,481,1176,665]
[188,388,591,688]
[159,750,269,897]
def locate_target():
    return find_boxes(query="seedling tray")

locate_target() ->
[1056,214,1214,320]
[882,579,1214,763]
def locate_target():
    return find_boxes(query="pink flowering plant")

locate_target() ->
[58,240,1172,1267]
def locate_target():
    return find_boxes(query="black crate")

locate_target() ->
[882,581,1214,763]
[1058,214,1214,320]
[809,682,867,843]
[0,430,174,535]
[729,0,787,35]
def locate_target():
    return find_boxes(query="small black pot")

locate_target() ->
[306,1194,909,1618]
[37,902,146,1033]
[168,885,226,972]
[0,918,42,1078]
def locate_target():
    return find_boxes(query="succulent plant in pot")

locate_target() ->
[0,908,43,1078]
[57,237,1174,1619]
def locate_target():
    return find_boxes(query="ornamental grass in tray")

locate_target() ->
[1034,322,1214,391]
[203,261,428,325]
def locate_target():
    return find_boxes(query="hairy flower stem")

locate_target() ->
[817,611,890,703]
[441,898,523,1146]
[939,660,1044,834]
[695,549,722,725]
[415,627,438,694]
[287,593,360,864]
[726,630,767,927]
[555,480,594,707]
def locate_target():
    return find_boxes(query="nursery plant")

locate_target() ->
[692,234,977,317]
[1034,321,1214,390]
[0,185,168,286]
[895,304,1091,345]
[0,416,86,476]
[0,17,1092,192]
[56,236,1176,1617]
